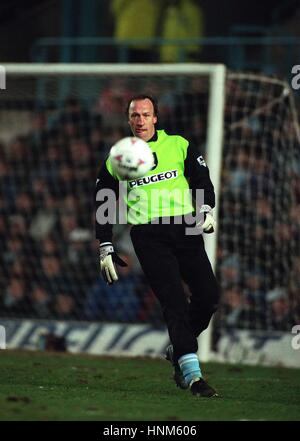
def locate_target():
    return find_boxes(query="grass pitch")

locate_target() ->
[0,349,299,421]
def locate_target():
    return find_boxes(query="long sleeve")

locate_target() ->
[94,160,119,243]
[184,142,215,209]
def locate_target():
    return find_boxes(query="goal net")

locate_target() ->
[215,72,300,341]
[0,64,299,357]
[0,64,223,333]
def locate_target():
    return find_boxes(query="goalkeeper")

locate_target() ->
[95,95,220,397]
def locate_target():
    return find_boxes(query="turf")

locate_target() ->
[0,349,299,421]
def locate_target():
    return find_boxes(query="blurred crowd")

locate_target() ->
[215,77,300,334]
[0,74,299,334]
[110,0,205,63]
[0,93,164,325]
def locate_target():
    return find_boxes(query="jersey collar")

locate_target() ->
[147,130,158,142]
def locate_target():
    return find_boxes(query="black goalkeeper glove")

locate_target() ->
[99,242,127,285]
[197,205,216,234]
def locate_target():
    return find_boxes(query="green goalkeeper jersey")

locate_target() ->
[95,129,215,242]
[105,129,195,224]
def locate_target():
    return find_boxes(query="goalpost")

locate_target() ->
[1,64,299,365]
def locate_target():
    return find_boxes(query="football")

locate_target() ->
[109,136,154,180]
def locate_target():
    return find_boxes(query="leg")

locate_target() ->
[176,234,220,338]
[130,224,198,361]
[131,224,219,397]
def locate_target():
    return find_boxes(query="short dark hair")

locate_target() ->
[126,94,158,117]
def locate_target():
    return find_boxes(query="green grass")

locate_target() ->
[0,349,299,421]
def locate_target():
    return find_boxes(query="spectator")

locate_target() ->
[14,192,34,219]
[3,237,23,266]
[59,213,79,240]
[30,285,52,318]
[53,293,77,320]
[9,215,28,238]
[168,77,208,137]
[27,111,50,161]
[36,142,63,190]
[90,127,108,163]
[221,287,254,328]
[111,0,161,62]
[29,193,58,240]
[95,79,133,132]
[266,287,296,331]
[219,254,241,289]
[39,235,61,258]
[7,136,29,174]
[50,97,96,142]
[57,164,75,197]
[66,228,96,286]
[159,0,204,63]
[2,278,29,317]
[38,256,73,297]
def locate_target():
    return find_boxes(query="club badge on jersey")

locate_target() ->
[197,155,207,167]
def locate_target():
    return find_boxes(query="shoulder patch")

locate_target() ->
[197,155,207,167]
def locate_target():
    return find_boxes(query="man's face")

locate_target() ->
[128,98,157,142]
